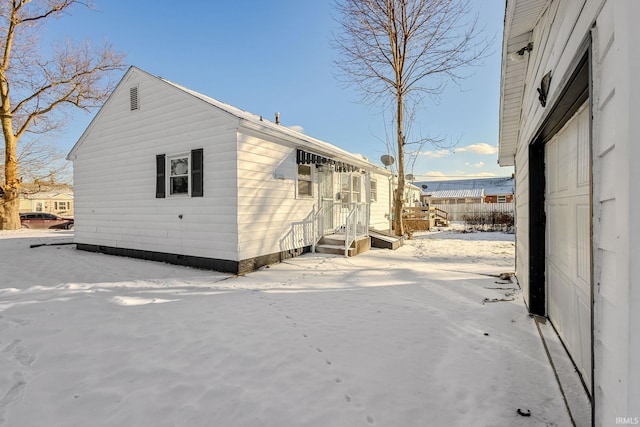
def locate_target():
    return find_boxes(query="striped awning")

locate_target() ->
[296,149,359,173]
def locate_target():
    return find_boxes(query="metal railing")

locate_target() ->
[314,202,369,256]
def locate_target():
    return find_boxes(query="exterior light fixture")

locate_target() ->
[508,42,533,62]
[537,71,552,107]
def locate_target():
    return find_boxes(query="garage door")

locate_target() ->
[545,102,591,390]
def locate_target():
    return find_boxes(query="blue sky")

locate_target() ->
[46,0,511,181]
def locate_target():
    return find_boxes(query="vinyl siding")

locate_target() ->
[369,172,391,231]
[71,69,240,261]
[508,0,640,421]
[514,138,530,308]
[236,130,315,260]
[593,1,640,422]
[513,0,602,319]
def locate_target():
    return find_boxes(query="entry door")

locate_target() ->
[320,168,335,233]
[545,103,591,390]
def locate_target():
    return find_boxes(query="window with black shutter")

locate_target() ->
[156,150,203,198]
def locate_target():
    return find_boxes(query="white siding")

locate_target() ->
[592,1,640,423]
[513,0,602,323]
[369,172,392,231]
[71,69,240,261]
[507,0,640,421]
[236,130,315,260]
[514,130,530,309]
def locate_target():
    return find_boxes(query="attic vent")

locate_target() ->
[130,86,139,111]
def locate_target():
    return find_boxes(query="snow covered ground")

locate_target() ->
[0,225,585,426]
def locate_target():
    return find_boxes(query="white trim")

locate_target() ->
[167,152,191,197]
[296,164,315,199]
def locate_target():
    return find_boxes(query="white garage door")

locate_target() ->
[545,103,591,390]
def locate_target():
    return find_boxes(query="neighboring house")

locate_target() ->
[416,177,514,205]
[19,184,74,216]
[403,182,423,206]
[499,0,639,423]
[67,66,394,274]
[424,189,485,205]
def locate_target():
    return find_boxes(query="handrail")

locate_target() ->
[313,202,369,255]
[312,203,327,254]
[344,204,357,256]
[433,207,449,223]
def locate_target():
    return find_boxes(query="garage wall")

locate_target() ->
[592,1,640,422]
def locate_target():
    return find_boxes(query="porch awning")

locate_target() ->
[296,149,360,173]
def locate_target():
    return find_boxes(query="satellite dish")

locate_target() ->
[405,174,415,181]
[380,155,395,167]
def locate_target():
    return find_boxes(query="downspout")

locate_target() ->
[388,175,394,233]
[365,171,371,233]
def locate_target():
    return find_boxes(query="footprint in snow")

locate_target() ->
[2,339,35,366]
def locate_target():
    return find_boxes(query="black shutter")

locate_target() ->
[156,154,166,198]
[191,148,203,197]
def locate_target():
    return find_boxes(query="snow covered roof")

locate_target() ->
[163,77,389,174]
[426,189,484,199]
[416,177,514,196]
[67,67,392,176]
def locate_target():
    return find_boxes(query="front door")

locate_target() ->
[320,168,335,233]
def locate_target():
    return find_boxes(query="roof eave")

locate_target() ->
[498,0,549,166]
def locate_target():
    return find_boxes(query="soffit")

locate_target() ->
[499,0,549,166]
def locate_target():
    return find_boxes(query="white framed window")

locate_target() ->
[340,173,362,203]
[169,154,190,196]
[370,179,378,202]
[340,173,350,203]
[156,149,203,199]
[297,164,314,197]
[497,195,507,203]
[352,175,361,203]
[55,201,69,210]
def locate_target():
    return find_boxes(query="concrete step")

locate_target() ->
[315,244,355,256]
[316,235,371,256]
[369,229,403,250]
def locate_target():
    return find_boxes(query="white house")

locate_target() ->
[67,66,394,274]
[499,1,640,424]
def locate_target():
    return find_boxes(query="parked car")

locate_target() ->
[20,212,74,229]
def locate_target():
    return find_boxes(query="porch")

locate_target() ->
[312,202,373,257]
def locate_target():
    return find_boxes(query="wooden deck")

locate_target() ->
[401,207,449,231]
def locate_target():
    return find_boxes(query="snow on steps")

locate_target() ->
[315,234,371,256]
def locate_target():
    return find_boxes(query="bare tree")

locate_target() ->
[0,0,125,230]
[333,0,488,235]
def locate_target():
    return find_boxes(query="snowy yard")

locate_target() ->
[0,226,577,426]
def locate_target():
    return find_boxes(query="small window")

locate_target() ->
[352,175,361,203]
[55,201,69,210]
[340,173,350,203]
[169,155,189,195]
[156,149,203,198]
[370,180,377,202]
[497,195,507,203]
[297,164,313,197]
[130,86,139,111]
